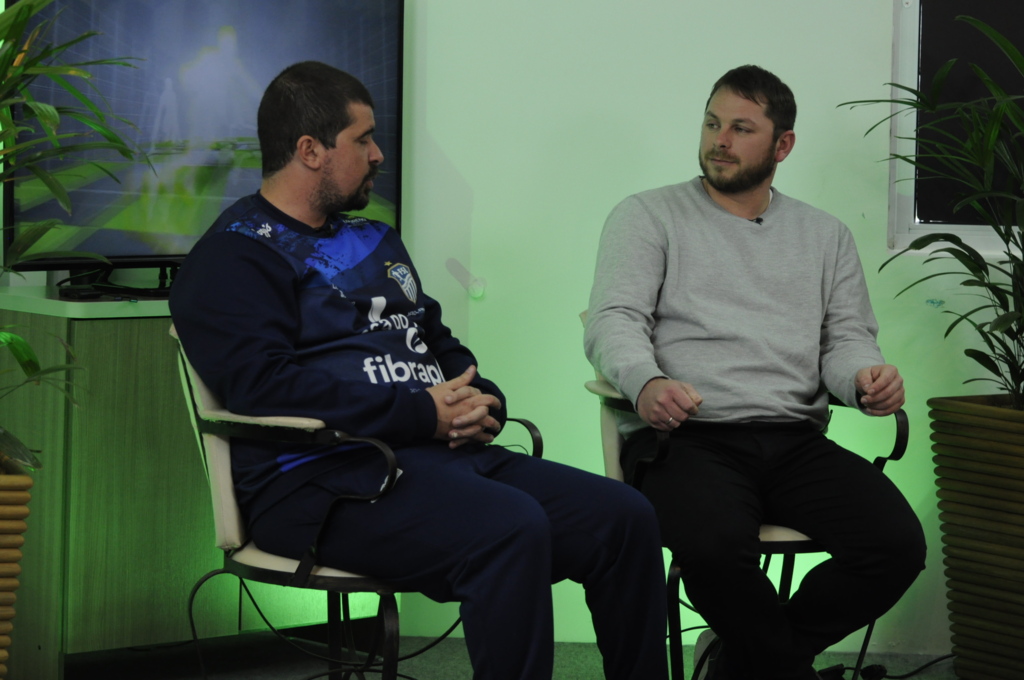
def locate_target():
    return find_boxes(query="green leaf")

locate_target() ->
[47,72,106,120]
[0,428,42,472]
[61,111,135,157]
[989,311,1022,333]
[925,247,988,278]
[891,270,966,298]
[16,250,110,265]
[0,140,135,185]
[3,219,61,263]
[927,58,959,107]
[0,0,140,217]
[958,16,1024,81]
[87,161,124,184]
[0,331,42,377]
[960,278,1010,310]
[22,98,59,135]
[25,164,71,214]
[0,0,52,41]
[964,348,1002,377]
[942,304,1000,338]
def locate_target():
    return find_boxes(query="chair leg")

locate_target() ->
[850,620,875,680]
[327,591,347,680]
[378,593,400,680]
[776,554,795,603]
[671,550,872,679]
[768,552,880,679]
[667,560,686,680]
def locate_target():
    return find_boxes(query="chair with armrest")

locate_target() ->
[580,312,909,680]
[170,325,542,680]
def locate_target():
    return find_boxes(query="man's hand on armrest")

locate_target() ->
[855,364,905,417]
[637,377,703,431]
[427,365,504,448]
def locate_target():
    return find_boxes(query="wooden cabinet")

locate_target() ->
[1,290,350,680]
[61,316,232,652]
[0,309,67,680]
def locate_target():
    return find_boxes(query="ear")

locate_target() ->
[294,135,324,170]
[774,130,796,163]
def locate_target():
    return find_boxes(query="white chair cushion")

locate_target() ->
[759,524,812,543]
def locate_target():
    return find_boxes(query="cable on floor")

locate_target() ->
[188,570,460,680]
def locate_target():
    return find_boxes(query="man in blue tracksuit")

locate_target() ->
[169,61,669,680]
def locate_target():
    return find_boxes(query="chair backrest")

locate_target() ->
[586,379,628,481]
[580,310,629,480]
[169,325,248,552]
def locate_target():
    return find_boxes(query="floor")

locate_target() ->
[63,632,959,680]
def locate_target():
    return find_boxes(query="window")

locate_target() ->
[888,0,1023,253]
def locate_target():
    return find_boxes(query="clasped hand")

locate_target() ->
[427,365,503,448]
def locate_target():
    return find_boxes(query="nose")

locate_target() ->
[370,140,384,165]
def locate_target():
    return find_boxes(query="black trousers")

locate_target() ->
[629,421,926,680]
[250,443,669,680]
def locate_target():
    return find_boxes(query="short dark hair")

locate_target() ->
[257,61,375,177]
[706,65,796,141]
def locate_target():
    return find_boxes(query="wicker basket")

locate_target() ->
[929,395,1024,679]
[0,476,32,679]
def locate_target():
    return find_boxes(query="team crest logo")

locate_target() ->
[388,263,418,302]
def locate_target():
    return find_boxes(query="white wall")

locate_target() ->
[401,0,962,656]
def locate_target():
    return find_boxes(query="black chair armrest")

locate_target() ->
[872,408,909,472]
[826,393,909,472]
[196,413,399,503]
[198,412,545,501]
[596,383,909,481]
[506,417,544,458]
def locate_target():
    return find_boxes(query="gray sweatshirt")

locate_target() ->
[585,177,884,435]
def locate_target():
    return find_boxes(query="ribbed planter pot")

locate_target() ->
[0,475,31,680]
[928,395,1024,680]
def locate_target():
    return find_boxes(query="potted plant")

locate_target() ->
[1,0,137,267]
[0,330,45,679]
[843,16,1024,679]
[0,0,140,675]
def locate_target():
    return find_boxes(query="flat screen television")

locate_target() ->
[3,0,403,297]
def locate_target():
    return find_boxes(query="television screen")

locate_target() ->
[3,0,403,291]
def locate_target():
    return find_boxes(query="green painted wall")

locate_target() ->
[400,0,972,657]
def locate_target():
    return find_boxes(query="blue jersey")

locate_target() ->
[170,193,505,521]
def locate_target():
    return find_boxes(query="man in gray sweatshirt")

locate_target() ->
[584,65,925,680]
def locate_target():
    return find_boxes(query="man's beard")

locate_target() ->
[698,143,776,194]
[314,167,378,215]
